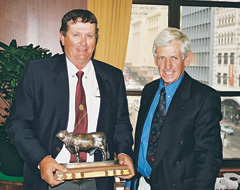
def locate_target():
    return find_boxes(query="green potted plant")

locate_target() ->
[0,40,53,177]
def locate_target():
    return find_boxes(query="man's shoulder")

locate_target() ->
[92,59,123,80]
[92,59,121,72]
[189,74,217,92]
[25,54,65,72]
[143,78,160,91]
[21,54,66,77]
[29,53,64,65]
[183,73,219,97]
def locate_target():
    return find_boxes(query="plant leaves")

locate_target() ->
[0,40,55,123]
[9,39,17,48]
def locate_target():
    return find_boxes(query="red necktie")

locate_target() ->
[70,71,88,162]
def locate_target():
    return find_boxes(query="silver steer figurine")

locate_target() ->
[56,130,110,162]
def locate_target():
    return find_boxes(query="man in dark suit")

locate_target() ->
[7,9,134,190]
[126,28,222,190]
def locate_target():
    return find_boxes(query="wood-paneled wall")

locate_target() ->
[0,0,87,54]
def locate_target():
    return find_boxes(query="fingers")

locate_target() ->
[55,162,68,173]
[118,154,135,180]
[39,156,67,187]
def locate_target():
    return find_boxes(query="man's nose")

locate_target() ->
[165,59,172,69]
[79,35,87,45]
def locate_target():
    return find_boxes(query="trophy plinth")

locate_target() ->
[55,130,131,180]
[54,160,130,180]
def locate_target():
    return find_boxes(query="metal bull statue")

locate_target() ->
[56,130,110,162]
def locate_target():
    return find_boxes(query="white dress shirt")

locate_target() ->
[55,58,100,163]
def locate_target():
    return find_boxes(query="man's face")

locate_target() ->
[155,40,192,86]
[60,21,97,69]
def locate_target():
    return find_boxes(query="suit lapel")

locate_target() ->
[139,80,160,129]
[92,60,109,132]
[134,80,159,166]
[51,54,69,131]
[151,73,193,169]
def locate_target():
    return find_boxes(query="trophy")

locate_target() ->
[55,130,131,181]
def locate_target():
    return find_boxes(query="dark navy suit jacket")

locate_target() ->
[7,54,133,190]
[131,72,222,190]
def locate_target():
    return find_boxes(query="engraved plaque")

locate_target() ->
[54,160,130,180]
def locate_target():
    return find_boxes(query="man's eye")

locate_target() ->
[86,34,94,39]
[172,57,178,60]
[73,34,79,37]
[159,57,164,60]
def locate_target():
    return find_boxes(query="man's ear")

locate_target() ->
[154,56,158,66]
[184,51,193,67]
[95,35,99,45]
[59,32,65,46]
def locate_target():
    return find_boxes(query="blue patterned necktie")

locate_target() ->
[146,87,166,166]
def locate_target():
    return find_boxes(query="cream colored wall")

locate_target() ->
[125,6,168,68]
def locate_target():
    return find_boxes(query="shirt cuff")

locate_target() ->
[125,180,131,188]
[117,153,133,162]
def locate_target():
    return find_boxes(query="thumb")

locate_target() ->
[55,164,67,173]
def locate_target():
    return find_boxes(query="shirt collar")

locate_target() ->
[66,57,93,78]
[159,73,184,96]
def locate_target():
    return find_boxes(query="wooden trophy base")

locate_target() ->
[54,160,130,181]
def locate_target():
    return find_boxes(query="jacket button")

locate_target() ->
[180,140,184,145]
[176,161,180,165]
[56,147,61,152]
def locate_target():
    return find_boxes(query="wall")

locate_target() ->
[0,0,87,54]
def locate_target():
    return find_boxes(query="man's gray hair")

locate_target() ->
[152,27,191,59]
